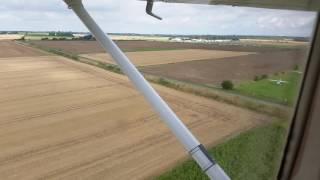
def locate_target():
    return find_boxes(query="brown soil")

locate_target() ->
[141,50,307,85]
[80,49,254,67]
[0,53,268,179]
[0,40,48,58]
[30,40,306,54]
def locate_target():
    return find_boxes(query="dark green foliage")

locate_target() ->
[48,32,55,36]
[261,74,268,79]
[55,32,73,37]
[158,78,170,86]
[46,48,79,60]
[155,78,181,90]
[49,32,73,37]
[97,62,122,74]
[221,80,234,90]
[254,76,260,81]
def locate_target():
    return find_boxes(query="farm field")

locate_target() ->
[141,50,306,85]
[80,49,254,67]
[29,40,307,85]
[30,40,306,54]
[0,40,49,58]
[0,41,269,179]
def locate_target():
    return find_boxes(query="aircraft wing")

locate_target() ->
[150,0,320,11]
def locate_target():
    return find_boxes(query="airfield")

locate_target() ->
[0,40,269,179]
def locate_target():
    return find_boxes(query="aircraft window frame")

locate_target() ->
[279,12,320,180]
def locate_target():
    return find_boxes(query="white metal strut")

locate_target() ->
[63,1,230,179]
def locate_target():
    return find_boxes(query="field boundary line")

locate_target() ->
[0,84,113,104]
[14,40,53,56]
[0,76,96,90]
[22,40,290,118]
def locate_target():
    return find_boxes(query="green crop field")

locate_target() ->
[234,72,302,105]
[155,121,288,180]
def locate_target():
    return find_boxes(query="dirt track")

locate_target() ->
[80,49,254,66]
[0,43,269,179]
[141,50,307,85]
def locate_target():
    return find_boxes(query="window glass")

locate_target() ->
[0,0,317,179]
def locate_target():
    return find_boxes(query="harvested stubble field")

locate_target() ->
[0,41,269,179]
[0,40,50,58]
[80,49,254,66]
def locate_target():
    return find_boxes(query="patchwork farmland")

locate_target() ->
[30,40,306,53]
[80,49,255,66]
[141,50,306,84]
[0,40,268,179]
[30,40,307,85]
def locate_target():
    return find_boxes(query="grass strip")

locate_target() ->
[235,72,301,106]
[147,76,291,119]
[156,121,288,180]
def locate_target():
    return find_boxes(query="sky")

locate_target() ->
[0,0,317,36]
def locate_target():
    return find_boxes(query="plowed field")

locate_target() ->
[80,49,254,66]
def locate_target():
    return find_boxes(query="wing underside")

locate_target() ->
[151,0,320,11]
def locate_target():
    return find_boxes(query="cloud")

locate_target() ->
[0,0,317,36]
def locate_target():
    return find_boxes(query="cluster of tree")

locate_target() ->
[48,32,74,37]
[254,74,269,81]
[26,32,49,36]
[68,35,95,41]
[41,37,67,40]
[221,80,234,90]
[0,31,21,34]
[291,37,310,42]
